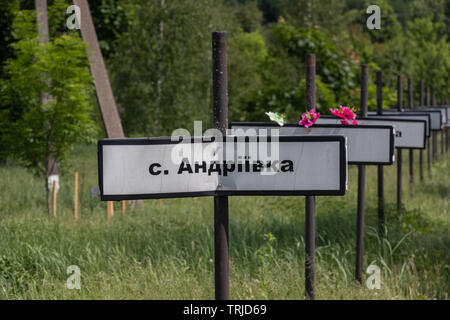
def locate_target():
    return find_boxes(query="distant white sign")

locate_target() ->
[367,112,430,137]
[413,107,447,124]
[98,136,348,200]
[316,117,426,149]
[230,123,394,165]
[385,109,443,130]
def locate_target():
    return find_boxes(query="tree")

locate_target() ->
[0,8,97,213]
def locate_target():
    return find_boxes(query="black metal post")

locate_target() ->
[426,87,432,178]
[305,53,316,300]
[212,31,229,300]
[408,78,414,192]
[419,80,424,106]
[419,81,424,182]
[445,125,448,154]
[376,71,384,236]
[356,64,368,284]
[431,92,438,161]
[397,75,403,211]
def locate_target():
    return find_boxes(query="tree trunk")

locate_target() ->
[155,0,165,135]
[45,174,50,215]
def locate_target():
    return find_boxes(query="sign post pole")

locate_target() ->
[212,31,229,300]
[431,92,438,161]
[397,75,403,211]
[305,53,316,299]
[355,64,368,283]
[74,171,79,222]
[426,87,432,179]
[419,80,424,182]
[376,71,384,236]
[408,78,414,193]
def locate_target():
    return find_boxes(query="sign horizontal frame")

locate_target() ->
[229,122,395,165]
[413,106,447,124]
[386,109,443,130]
[367,112,431,137]
[316,116,426,150]
[98,136,348,201]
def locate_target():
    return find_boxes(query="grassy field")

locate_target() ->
[0,140,448,300]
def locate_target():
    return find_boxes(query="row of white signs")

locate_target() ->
[99,108,448,200]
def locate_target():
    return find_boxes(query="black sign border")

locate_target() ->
[367,112,431,137]
[98,135,348,201]
[230,122,395,165]
[386,108,443,131]
[316,116,426,150]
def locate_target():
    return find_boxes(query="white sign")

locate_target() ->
[367,112,430,137]
[413,107,447,124]
[98,136,348,200]
[385,109,443,130]
[230,123,394,165]
[446,106,450,126]
[316,117,426,149]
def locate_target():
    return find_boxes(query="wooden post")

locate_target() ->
[397,75,403,211]
[419,80,424,106]
[74,172,79,222]
[52,180,57,218]
[376,71,384,235]
[107,201,114,223]
[212,31,229,300]
[305,53,316,299]
[445,126,448,154]
[73,0,124,139]
[356,64,368,284]
[121,200,126,214]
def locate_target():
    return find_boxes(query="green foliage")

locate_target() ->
[0,144,448,299]
[0,9,96,175]
[407,18,450,101]
[0,0,449,140]
[278,0,346,32]
[266,23,356,109]
[368,84,397,111]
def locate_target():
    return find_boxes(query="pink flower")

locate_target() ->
[299,109,320,128]
[330,105,347,119]
[330,105,358,125]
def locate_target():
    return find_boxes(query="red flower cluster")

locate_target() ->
[299,109,320,128]
[329,106,358,125]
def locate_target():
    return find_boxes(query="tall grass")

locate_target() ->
[0,141,448,299]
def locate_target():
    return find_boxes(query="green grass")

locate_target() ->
[0,140,449,300]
